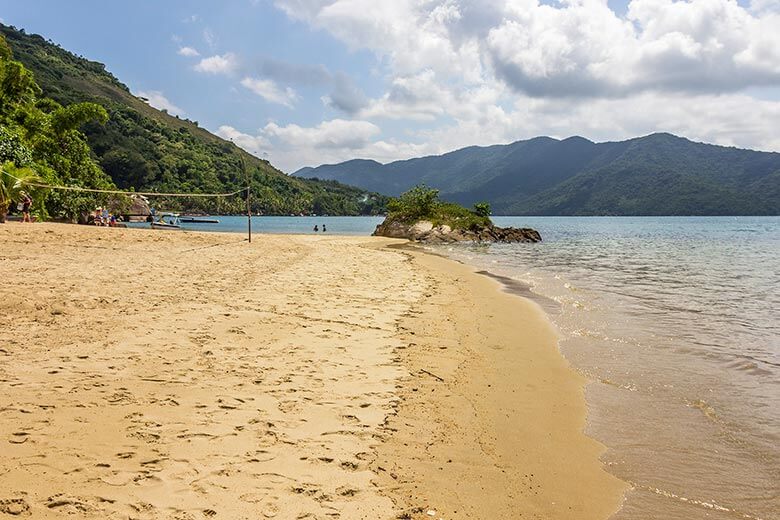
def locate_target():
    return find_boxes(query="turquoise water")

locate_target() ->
[127,215,383,235]
[436,217,779,520]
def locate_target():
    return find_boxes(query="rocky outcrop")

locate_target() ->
[373,219,541,243]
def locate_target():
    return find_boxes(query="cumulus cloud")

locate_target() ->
[135,90,185,117]
[360,70,451,120]
[177,46,200,57]
[263,119,380,150]
[215,119,430,172]
[275,0,780,99]
[241,77,299,108]
[242,59,368,115]
[194,53,238,74]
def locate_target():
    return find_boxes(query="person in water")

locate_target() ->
[322,224,326,232]
[313,225,319,232]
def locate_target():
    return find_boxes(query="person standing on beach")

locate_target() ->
[21,192,32,223]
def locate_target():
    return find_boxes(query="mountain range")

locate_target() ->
[295,134,780,215]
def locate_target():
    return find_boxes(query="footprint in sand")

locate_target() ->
[335,486,360,497]
[261,502,279,518]
[45,495,93,514]
[0,498,31,516]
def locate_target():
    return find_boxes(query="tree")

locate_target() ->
[473,202,491,217]
[0,161,43,222]
[386,184,440,220]
[49,102,108,135]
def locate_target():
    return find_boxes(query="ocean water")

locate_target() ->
[437,216,779,520]
[126,215,384,235]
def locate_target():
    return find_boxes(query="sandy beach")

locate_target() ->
[0,223,625,519]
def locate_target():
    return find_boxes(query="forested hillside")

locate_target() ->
[0,31,115,221]
[0,24,386,216]
[296,134,780,215]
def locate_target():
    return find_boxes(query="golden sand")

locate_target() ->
[0,223,625,519]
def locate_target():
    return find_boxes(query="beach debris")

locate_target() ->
[419,369,445,382]
[426,510,437,516]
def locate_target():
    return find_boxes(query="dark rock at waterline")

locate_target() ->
[373,219,541,243]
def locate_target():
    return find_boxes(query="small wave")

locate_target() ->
[599,378,638,392]
[633,482,767,520]
[689,399,719,422]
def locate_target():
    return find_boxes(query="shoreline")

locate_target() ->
[373,245,627,519]
[0,222,625,518]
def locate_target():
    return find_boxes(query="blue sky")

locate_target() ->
[1,0,779,172]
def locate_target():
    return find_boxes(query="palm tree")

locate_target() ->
[0,161,43,223]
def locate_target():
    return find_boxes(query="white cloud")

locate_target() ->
[263,119,380,150]
[215,125,271,157]
[194,53,238,74]
[241,77,299,108]
[135,90,185,117]
[177,46,200,57]
[360,70,452,120]
[217,119,424,172]
[275,0,780,98]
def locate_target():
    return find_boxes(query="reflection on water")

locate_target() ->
[439,216,780,520]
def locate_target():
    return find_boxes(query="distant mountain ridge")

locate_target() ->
[294,134,780,215]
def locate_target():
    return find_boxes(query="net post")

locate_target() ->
[246,185,252,243]
[241,157,251,243]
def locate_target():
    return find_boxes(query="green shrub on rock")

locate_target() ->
[385,184,491,230]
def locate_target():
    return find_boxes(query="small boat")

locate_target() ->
[180,217,220,224]
[151,213,181,230]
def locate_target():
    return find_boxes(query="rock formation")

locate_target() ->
[373,219,541,243]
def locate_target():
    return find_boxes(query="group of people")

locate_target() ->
[92,207,120,227]
[313,224,327,233]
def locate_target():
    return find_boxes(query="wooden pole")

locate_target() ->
[240,156,252,243]
[246,184,252,243]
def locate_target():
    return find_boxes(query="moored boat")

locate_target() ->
[150,213,182,229]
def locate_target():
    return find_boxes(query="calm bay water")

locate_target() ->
[132,215,779,518]
[127,215,384,235]
[440,216,779,520]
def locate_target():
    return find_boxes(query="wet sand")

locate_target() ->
[0,223,625,519]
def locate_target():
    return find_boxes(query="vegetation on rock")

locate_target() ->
[375,185,539,243]
[385,185,491,230]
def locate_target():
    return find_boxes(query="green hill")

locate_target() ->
[296,134,780,215]
[0,24,386,216]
